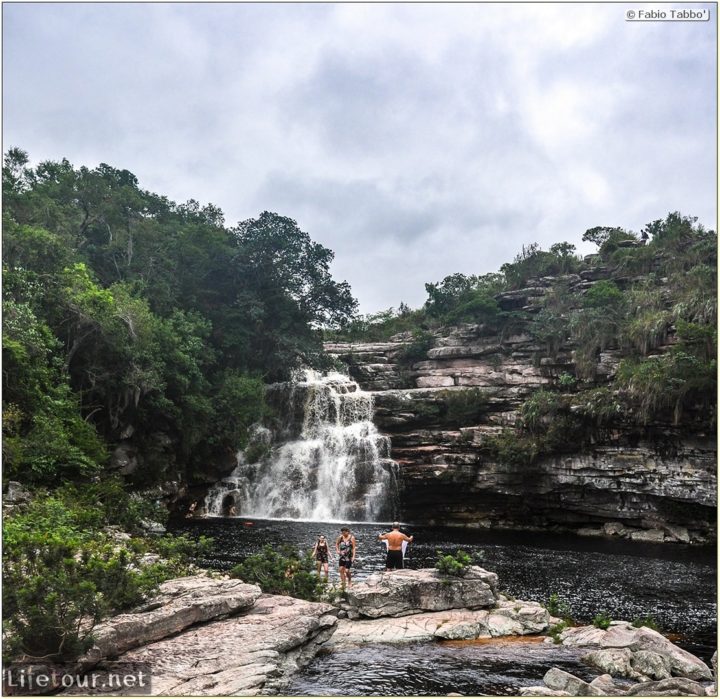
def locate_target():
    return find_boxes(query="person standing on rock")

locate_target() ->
[312,535,331,581]
[378,522,413,570]
[336,527,356,589]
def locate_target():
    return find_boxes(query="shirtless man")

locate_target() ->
[378,522,413,570]
[336,527,356,589]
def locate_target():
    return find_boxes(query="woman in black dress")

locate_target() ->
[312,534,330,581]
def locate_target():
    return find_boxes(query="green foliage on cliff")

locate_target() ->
[3,149,357,487]
[396,329,436,366]
[442,388,490,424]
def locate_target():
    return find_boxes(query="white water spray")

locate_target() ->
[205,370,397,521]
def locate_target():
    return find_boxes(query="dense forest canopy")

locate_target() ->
[2,148,358,487]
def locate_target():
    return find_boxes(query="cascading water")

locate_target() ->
[204,370,398,521]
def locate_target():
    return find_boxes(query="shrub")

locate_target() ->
[570,387,625,426]
[548,620,568,644]
[56,477,169,534]
[396,330,435,366]
[230,544,325,601]
[435,550,473,577]
[632,615,659,630]
[592,611,612,630]
[482,430,539,466]
[441,388,489,424]
[616,349,716,425]
[2,487,208,662]
[444,289,500,325]
[546,593,572,620]
[558,372,577,389]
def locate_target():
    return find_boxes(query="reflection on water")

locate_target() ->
[170,517,717,663]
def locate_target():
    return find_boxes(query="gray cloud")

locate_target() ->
[3,3,716,312]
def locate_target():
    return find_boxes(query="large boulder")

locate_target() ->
[79,575,262,665]
[600,626,713,681]
[543,668,594,695]
[345,567,498,618]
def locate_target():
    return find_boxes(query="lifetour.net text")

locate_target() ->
[3,663,152,695]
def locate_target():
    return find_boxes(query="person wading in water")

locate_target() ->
[336,527,356,589]
[378,522,413,570]
[312,534,331,581]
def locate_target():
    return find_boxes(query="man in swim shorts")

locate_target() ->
[336,527,356,589]
[378,522,413,570]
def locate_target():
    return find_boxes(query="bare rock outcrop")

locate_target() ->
[79,575,262,665]
[344,566,498,618]
[67,594,337,696]
[330,597,550,646]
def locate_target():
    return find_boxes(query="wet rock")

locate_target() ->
[629,529,666,543]
[325,303,717,537]
[663,525,691,543]
[79,575,262,665]
[543,667,594,695]
[345,567,498,619]
[603,522,630,537]
[577,527,604,537]
[624,677,708,696]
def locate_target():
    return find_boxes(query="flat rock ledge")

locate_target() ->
[79,575,263,665]
[57,575,336,696]
[330,598,550,647]
[521,625,716,697]
[344,566,499,618]
[114,595,336,696]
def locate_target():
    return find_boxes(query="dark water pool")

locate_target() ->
[170,516,716,694]
[284,640,624,696]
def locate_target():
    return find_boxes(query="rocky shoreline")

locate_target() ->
[16,567,710,696]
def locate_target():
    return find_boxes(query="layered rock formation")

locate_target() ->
[65,575,337,696]
[331,566,551,646]
[325,287,717,539]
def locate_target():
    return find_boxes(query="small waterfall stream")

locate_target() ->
[205,370,398,521]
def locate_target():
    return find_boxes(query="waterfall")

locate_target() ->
[204,370,398,522]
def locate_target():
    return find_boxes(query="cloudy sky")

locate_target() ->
[4,3,717,312]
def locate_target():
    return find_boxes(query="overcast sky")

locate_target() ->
[4,3,717,313]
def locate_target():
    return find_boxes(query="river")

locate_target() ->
[170,516,716,695]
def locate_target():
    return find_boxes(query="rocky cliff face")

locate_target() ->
[325,278,717,543]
